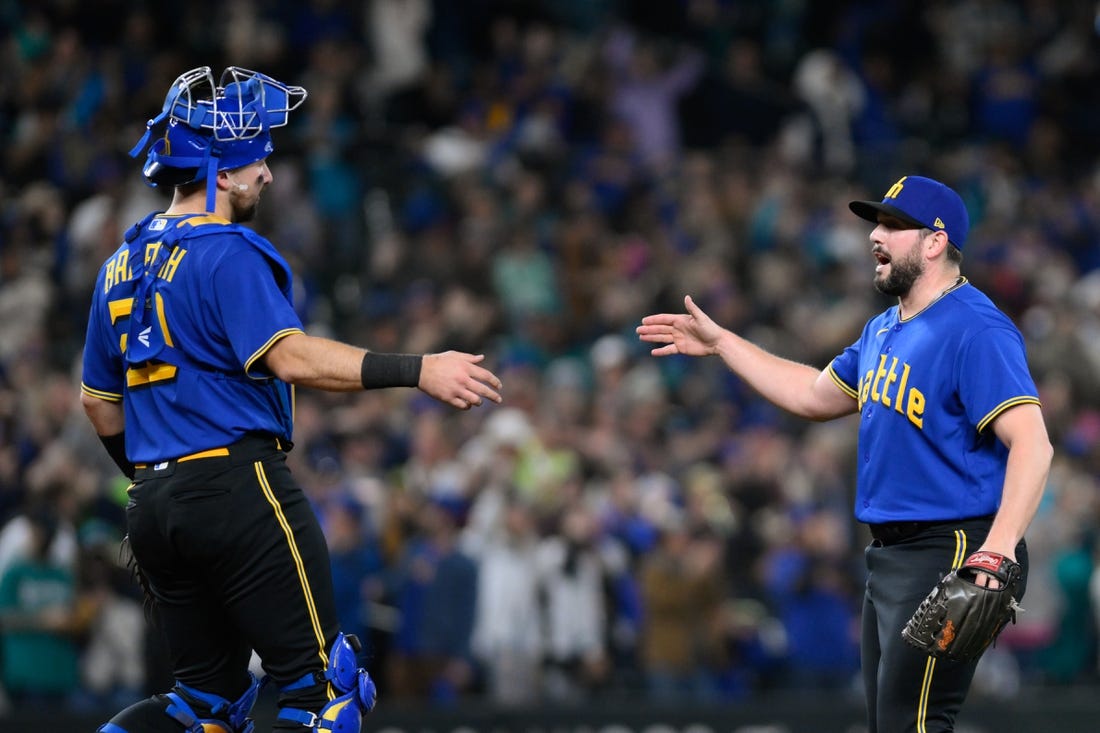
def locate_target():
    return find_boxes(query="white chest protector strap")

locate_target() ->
[278,633,377,733]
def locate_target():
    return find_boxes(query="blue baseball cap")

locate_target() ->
[849,175,970,249]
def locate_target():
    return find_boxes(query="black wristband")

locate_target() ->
[360,352,423,390]
[99,431,135,479]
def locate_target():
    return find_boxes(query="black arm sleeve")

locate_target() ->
[99,432,135,479]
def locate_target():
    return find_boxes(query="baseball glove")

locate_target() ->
[902,550,1022,662]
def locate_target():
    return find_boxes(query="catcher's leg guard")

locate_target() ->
[98,673,263,733]
[277,633,377,732]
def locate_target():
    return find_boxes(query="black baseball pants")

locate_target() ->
[861,516,1028,733]
[126,433,339,704]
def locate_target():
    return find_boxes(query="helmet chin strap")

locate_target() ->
[205,150,220,212]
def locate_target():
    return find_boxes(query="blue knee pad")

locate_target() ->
[98,673,263,733]
[278,633,377,733]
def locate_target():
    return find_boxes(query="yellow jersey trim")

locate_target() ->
[173,213,230,227]
[827,364,859,400]
[899,277,968,323]
[976,396,1041,433]
[80,383,123,402]
[244,328,305,378]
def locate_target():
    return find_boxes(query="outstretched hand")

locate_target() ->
[636,295,722,357]
[419,352,503,410]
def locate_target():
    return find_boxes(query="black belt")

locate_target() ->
[868,515,994,545]
[133,433,287,479]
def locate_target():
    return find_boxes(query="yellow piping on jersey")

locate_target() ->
[826,364,859,400]
[175,213,230,227]
[81,383,123,402]
[244,328,305,378]
[976,396,1042,433]
[899,276,968,322]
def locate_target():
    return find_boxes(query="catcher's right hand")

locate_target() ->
[901,550,1022,662]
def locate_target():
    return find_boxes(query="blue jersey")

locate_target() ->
[81,212,304,462]
[827,279,1040,524]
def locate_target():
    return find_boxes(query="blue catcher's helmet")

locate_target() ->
[129,66,307,211]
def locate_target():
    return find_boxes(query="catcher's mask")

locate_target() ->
[129,66,307,212]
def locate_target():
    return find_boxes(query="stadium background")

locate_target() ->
[2,0,1100,730]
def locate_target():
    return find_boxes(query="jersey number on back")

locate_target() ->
[107,294,179,390]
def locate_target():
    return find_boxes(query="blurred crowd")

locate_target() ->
[2,0,1100,717]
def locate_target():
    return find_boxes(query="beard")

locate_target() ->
[874,244,924,297]
[231,197,258,223]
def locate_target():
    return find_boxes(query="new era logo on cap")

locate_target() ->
[849,175,970,249]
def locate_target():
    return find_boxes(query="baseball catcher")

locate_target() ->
[902,550,1023,662]
[82,62,501,733]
